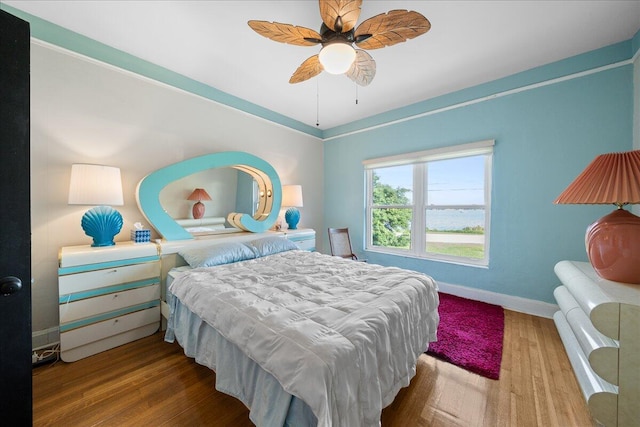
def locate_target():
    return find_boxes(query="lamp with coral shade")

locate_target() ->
[555,150,640,284]
[187,188,211,220]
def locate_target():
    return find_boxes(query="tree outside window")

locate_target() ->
[371,171,412,249]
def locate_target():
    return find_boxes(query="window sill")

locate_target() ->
[365,246,489,268]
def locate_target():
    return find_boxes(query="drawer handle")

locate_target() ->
[109,269,118,274]
[113,294,118,298]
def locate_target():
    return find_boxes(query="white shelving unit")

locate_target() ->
[553,260,640,427]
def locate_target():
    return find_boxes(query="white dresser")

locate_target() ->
[553,260,640,427]
[58,242,161,362]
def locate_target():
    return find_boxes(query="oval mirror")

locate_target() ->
[136,151,281,240]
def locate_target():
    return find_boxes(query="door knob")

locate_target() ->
[1,276,22,296]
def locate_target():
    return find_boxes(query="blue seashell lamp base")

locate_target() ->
[284,207,300,230]
[81,205,124,247]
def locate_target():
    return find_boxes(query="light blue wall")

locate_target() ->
[324,47,635,304]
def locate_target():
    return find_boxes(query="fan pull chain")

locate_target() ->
[355,82,359,105]
[316,78,320,127]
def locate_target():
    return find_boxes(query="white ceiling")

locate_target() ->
[5,1,640,130]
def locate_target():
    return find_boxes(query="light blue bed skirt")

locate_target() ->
[165,290,318,427]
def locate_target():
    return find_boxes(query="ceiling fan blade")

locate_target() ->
[354,10,431,50]
[319,0,362,33]
[290,55,324,84]
[345,50,376,86]
[248,20,322,46]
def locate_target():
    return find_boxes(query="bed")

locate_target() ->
[163,235,439,427]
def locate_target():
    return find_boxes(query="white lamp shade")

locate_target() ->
[319,43,356,74]
[282,185,303,208]
[68,164,124,206]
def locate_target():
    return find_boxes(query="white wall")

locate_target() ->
[30,41,323,337]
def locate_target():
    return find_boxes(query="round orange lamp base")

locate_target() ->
[586,209,640,284]
[192,201,205,219]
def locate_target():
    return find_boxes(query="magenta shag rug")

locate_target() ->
[426,293,505,380]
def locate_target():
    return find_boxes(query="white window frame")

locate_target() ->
[363,140,494,267]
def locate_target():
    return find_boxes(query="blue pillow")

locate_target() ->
[246,236,299,257]
[179,242,257,268]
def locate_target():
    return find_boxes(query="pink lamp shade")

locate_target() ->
[187,188,212,220]
[555,150,640,284]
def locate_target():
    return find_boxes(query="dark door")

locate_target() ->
[0,9,32,425]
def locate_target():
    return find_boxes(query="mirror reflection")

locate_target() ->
[159,168,259,235]
[137,151,281,239]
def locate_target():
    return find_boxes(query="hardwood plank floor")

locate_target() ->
[33,310,596,426]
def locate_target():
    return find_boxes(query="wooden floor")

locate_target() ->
[33,310,596,427]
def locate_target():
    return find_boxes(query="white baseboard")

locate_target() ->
[436,281,558,319]
[32,326,60,350]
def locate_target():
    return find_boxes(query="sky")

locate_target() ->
[374,155,486,206]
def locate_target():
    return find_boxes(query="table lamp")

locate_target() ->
[554,150,640,284]
[187,188,211,219]
[282,185,303,230]
[68,164,124,247]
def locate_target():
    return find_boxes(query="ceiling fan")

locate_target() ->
[248,0,431,87]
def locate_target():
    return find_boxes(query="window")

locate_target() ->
[364,140,493,266]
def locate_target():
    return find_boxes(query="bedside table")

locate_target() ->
[283,228,316,251]
[58,242,161,362]
[553,260,640,427]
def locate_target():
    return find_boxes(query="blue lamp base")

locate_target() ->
[284,207,300,230]
[81,205,123,247]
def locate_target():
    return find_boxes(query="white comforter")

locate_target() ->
[169,250,439,427]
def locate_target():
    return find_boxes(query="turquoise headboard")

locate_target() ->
[136,151,281,240]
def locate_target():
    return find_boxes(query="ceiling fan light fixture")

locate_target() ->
[319,42,356,74]
[249,1,431,86]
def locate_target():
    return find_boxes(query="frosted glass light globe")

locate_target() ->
[319,43,356,74]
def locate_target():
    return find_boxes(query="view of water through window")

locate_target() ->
[426,208,485,231]
[370,154,488,261]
